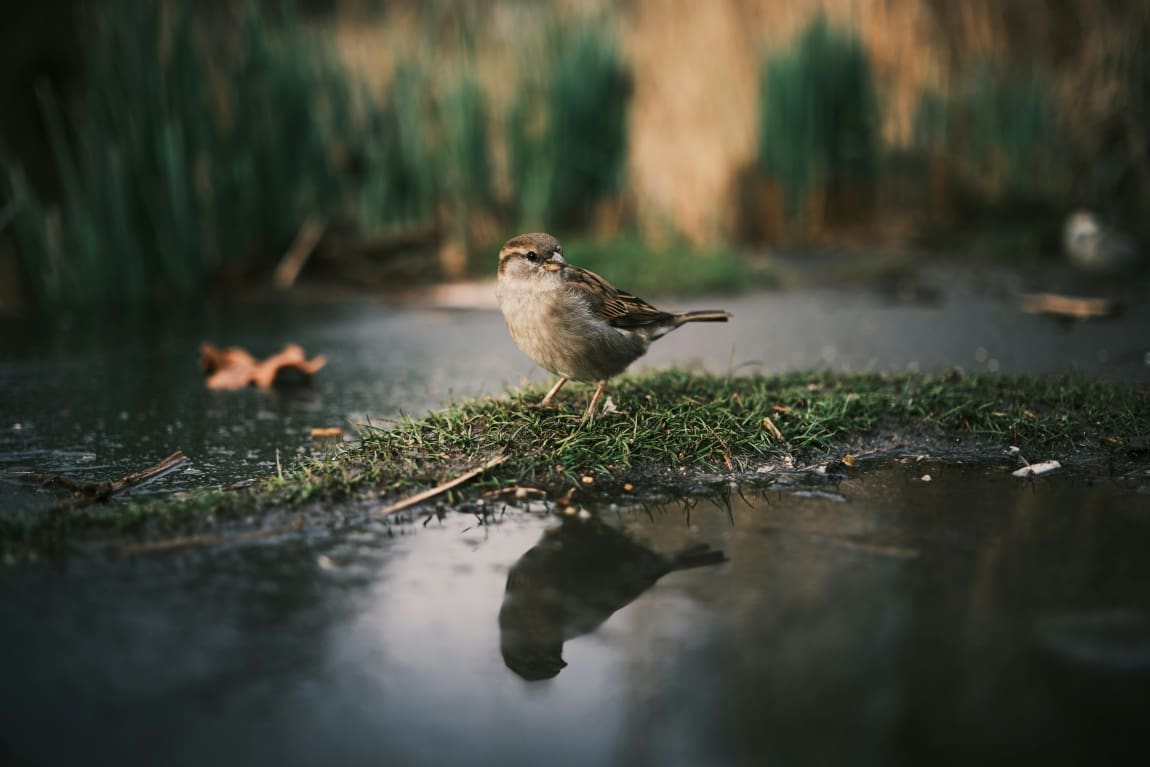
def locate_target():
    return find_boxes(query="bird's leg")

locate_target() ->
[581,380,608,423]
[539,377,568,407]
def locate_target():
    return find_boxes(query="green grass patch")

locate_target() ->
[3,370,1146,560]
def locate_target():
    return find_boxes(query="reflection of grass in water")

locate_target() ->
[560,235,777,297]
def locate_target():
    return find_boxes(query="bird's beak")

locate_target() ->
[542,254,565,272]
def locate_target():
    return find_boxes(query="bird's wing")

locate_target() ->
[563,266,673,329]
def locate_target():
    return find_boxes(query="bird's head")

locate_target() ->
[498,232,566,283]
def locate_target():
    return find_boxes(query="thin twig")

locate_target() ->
[27,450,189,511]
[105,451,189,495]
[380,454,508,517]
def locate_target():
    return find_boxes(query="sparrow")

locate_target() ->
[496,232,731,419]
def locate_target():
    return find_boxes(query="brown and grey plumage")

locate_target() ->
[496,232,731,419]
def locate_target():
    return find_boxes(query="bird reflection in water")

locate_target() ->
[498,515,726,680]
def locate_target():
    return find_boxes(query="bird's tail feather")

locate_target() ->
[676,310,731,324]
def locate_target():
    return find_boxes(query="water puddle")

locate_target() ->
[2,461,1147,764]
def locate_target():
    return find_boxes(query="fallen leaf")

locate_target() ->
[772,404,791,414]
[842,454,856,467]
[1019,293,1117,319]
[201,343,327,390]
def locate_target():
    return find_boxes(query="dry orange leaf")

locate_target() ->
[201,343,327,390]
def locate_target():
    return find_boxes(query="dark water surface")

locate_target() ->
[1,462,1148,765]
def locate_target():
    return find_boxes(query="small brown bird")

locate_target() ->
[496,232,731,419]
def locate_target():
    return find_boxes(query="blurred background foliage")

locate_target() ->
[0,0,1147,309]
[757,13,879,223]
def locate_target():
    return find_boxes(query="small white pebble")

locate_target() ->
[920,474,932,482]
[316,555,336,571]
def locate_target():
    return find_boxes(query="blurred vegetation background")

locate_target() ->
[0,0,1147,309]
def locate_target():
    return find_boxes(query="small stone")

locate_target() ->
[920,474,932,482]
[581,475,594,485]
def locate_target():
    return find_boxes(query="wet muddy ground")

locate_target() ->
[1,462,1147,765]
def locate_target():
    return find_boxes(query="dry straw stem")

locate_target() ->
[379,453,509,516]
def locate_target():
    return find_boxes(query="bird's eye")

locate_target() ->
[524,251,539,263]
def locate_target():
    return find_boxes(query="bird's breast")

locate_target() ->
[496,283,647,381]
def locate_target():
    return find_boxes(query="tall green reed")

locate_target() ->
[506,16,631,230]
[757,14,879,219]
[0,2,364,308]
[912,64,1069,205]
